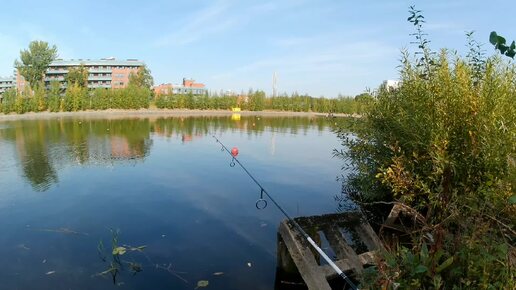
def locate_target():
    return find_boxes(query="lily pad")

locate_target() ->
[195,280,209,289]
[112,246,127,255]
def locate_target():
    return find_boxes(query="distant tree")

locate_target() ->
[65,65,89,88]
[129,65,154,89]
[354,92,374,102]
[15,41,58,88]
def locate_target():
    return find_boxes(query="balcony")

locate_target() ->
[89,83,112,89]
[45,76,65,82]
[46,69,68,74]
[88,75,112,81]
[88,68,112,73]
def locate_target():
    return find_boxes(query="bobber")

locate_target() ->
[231,147,239,157]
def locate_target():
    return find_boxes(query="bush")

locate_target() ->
[336,9,515,289]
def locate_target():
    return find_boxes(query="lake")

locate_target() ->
[0,114,348,290]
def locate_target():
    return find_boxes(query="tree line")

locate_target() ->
[1,40,369,115]
[155,90,371,114]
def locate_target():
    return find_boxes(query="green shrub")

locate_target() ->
[336,8,515,289]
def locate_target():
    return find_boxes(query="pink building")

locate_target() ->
[154,78,206,95]
[16,58,145,90]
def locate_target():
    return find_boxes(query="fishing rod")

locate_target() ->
[212,135,359,290]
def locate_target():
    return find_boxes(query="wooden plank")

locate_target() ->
[319,258,355,279]
[276,212,384,290]
[320,252,377,279]
[278,221,332,290]
[323,226,363,274]
[354,221,386,253]
[358,251,377,266]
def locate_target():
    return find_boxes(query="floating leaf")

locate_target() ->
[195,280,209,289]
[112,246,127,256]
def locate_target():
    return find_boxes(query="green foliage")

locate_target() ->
[128,65,154,89]
[95,229,146,284]
[65,65,89,88]
[64,82,87,111]
[31,83,47,112]
[15,40,58,87]
[336,7,516,289]
[47,81,62,112]
[1,89,17,114]
[466,31,486,84]
[490,31,516,59]
[245,89,266,111]
[153,90,366,113]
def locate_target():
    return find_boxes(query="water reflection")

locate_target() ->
[0,116,331,192]
[0,115,348,290]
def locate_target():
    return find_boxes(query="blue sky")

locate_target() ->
[0,0,513,97]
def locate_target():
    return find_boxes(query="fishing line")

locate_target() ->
[212,135,359,290]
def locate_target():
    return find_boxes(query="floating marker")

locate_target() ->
[231,147,239,157]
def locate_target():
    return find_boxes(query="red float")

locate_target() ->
[231,147,239,157]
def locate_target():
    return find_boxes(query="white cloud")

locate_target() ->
[152,0,297,47]
[153,0,236,47]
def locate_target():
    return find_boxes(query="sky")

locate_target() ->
[0,0,514,97]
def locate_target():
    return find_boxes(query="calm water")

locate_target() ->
[0,115,347,290]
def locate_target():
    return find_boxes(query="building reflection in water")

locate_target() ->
[0,115,330,192]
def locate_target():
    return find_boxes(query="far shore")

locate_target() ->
[0,109,360,121]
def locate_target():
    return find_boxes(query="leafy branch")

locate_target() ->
[408,5,435,78]
[489,31,516,58]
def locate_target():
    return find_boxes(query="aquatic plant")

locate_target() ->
[94,229,147,284]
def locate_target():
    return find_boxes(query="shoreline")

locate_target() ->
[0,109,360,121]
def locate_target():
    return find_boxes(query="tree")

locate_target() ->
[354,92,373,102]
[15,41,58,88]
[129,65,154,89]
[65,64,89,88]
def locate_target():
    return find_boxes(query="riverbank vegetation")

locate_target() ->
[1,40,368,115]
[1,85,368,115]
[335,6,515,289]
[155,90,370,114]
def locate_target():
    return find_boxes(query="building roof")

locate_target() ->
[50,59,145,67]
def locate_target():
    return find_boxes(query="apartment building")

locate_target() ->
[0,76,16,97]
[16,58,145,91]
[154,78,206,95]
